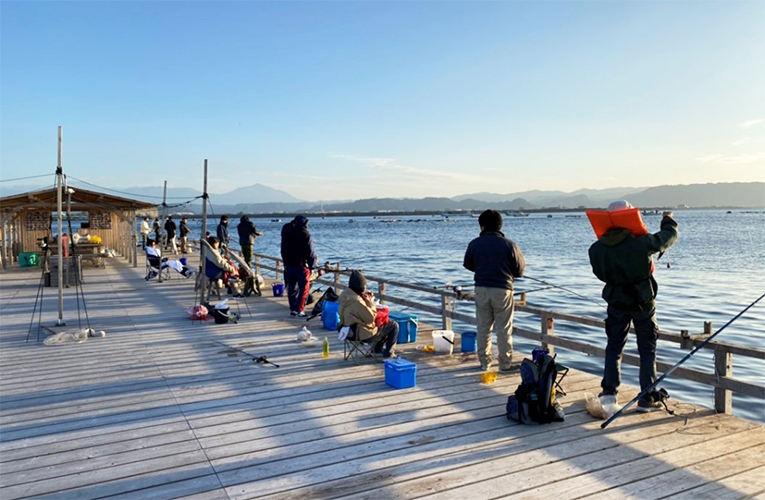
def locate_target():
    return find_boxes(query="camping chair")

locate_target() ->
[343,325,376,363]
[145,254,172,281]
[205,261,224,301]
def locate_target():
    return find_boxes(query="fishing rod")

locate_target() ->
[601,292,765,429]
[212,340,280,367]
[521,275,606,309]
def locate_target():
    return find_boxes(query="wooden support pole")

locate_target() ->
[714,343,733,414]
[333,262,341,290]
[254,255,261,276]
[541,314,555,355]
[199,161,208,299]
[378,282,386,305]
[132,213,138,268]
[441,294,452,330]
[275,260,282,282]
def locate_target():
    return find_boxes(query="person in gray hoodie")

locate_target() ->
[463,209,525,372]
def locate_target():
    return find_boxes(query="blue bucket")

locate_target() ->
[272,282,285,297]
[179,257,188,266]
[461,331,477,353]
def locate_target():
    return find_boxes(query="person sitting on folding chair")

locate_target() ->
[145,239,194,280]
[339,270,399,359]
[204,236,236,297]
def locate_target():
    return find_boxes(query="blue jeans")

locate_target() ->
[601,306,659,395]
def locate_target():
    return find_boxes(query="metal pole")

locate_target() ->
[199,160,208,302]
[56,126,65,325]
[65,176,71,288]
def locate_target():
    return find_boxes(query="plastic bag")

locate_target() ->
[585,392,621,420]
[187,305,209,320]
[297,326,313,342]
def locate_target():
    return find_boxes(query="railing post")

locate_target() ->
[378,281,386,305]
[333,262,341,290]
[254,255,261,276]
[441,294,452,330]
[275,259,282,282]
[714,345,732,414]
[541,314,555,355]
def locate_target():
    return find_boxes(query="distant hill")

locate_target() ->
[628,183,765,208]
[220,183,303,204]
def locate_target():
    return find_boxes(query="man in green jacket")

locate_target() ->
[589,201,678,412]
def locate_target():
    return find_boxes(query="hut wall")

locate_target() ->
[20,210,50,253]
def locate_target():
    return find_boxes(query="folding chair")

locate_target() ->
[205,262,224,301]
[554,362,570,397]
[343,325,376,363]
[145,254,172,281]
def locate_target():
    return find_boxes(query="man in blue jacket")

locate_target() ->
[589,201,678,412]
[281,215,318,317]
[464,210,526,371]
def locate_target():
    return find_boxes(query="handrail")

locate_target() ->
[253,252,764,413]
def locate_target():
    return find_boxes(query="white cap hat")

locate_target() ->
[607,200,634,212]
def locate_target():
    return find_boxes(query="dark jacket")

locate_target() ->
[237,216,262,246]
[463,230,525,290]
[164,219,177,237]
[589,215,678,311]
[280,216,318,269]
[216,220,229,245]
[179,221,190,237]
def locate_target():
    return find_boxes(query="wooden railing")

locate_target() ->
[253,253,764,415]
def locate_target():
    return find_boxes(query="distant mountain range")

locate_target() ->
[2,181,762,214]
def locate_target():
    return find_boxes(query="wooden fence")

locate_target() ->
[253,252,764,415]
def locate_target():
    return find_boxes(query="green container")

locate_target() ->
[19,252,39,267]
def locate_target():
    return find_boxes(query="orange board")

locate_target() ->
[586,208,648,239]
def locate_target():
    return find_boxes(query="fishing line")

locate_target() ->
[521,275,606,309]
[601,292,765,429]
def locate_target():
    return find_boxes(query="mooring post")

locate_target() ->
[541,314,555,355]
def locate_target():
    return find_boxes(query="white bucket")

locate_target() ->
[431,330,455,354]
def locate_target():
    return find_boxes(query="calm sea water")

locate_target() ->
[178,210,764,421]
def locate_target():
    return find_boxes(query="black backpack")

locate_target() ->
[506,348,565,425]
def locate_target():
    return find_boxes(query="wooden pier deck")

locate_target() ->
[1,258,763,500]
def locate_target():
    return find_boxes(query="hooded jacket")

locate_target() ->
[280,216,318,269]
[216,218,229,245]
[589,215,678,311]
[338,287,377,341]
[237,216,262,246]
[463,230,525,290]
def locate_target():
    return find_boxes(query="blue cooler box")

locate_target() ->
[389,312,418,344]
[385,359,416,389]
[461,331,477,352]
[322,301,340,331]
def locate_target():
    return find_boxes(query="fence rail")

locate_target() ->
[253,252,764,414]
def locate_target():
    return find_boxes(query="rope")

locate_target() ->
[0,173,52,183]
[67,176,201,199]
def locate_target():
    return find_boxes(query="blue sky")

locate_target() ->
[1,1,763,201]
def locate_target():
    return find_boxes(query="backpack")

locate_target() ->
[307,287,339,320]
[506,348,565,425]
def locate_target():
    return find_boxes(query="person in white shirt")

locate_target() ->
[140,217,151,248]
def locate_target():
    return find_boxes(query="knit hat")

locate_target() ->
[607,200,634,212]
[349,270,366,295]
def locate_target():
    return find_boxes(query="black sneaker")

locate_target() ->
[637,399,663,412]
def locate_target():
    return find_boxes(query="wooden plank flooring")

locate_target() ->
[1,258,763,500]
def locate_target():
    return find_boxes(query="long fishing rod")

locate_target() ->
[521,275,606,309]
[601,292,765,429]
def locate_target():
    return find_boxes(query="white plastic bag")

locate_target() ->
[585,392,622,420]
[337,325,351,341]
[297,326,313,342]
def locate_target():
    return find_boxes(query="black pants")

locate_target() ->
[366,321,399,357]
[601,306,659,397]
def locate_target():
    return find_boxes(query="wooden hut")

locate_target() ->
[0,186,155,269]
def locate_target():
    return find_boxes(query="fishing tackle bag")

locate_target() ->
[506,348,566,425]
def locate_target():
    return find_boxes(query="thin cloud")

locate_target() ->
[739,119,764,129]
[331,154,479,183]
[731,138,750,146]
[695,154,723,163]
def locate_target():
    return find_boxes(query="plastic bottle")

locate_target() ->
[322,337,329,358]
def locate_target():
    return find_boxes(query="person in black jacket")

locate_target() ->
[463,210,525,372]
[164,215,178,255]
[179,217,190,254]
[589,200,678,412]
[280,215,318,317]
[237,215,263,267]
[216,215,230,252]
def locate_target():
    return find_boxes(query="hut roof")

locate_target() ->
[0,186,156,212]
